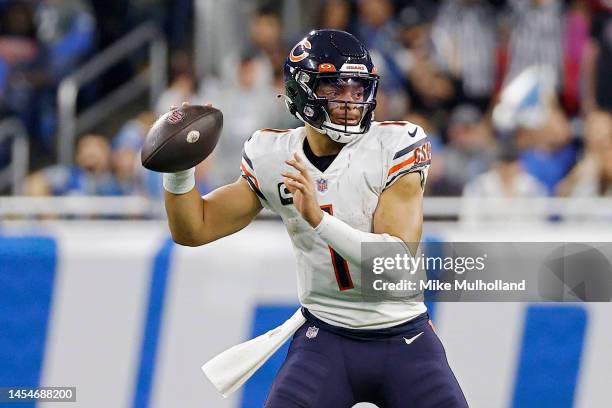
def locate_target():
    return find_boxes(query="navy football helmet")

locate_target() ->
[283,29,379,143]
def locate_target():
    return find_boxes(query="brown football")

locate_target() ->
[141,105,223,173]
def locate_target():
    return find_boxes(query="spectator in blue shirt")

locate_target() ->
[25,134,122,196]
[518,108,577,194]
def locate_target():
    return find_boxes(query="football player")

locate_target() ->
[164,29,467,407]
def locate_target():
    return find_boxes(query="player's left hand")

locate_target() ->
[282,153,323,228]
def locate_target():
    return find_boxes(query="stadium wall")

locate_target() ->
[0,221,611,408]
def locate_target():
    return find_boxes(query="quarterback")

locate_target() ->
[164,29,467,407]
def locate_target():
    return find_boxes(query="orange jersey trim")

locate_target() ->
[387,155,416,176]
[260,128,291,133]
[241,163,260,188]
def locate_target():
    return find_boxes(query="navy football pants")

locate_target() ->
[265,312,468,408]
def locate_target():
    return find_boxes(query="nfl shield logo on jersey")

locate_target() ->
[305,326,319,339]
[315,178,328,193]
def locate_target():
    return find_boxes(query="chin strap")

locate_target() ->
[322,126,359,144]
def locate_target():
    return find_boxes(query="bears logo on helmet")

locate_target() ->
[289,39,311,62]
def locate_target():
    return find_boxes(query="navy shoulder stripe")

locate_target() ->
[393,138,428,160]
[242,175,267,202]
[241,149,254,169]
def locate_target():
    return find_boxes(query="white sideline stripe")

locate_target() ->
[575,303,612,408]
[3,197,612,218]
[435,303,524,408]
[150,221,298,408]
[39,226,166,408]
[0,196,158,216]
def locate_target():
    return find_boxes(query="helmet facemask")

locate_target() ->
[314,75,377,142]
[288,70,379,144]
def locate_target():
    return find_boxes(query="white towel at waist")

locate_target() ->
[201,308,306,398]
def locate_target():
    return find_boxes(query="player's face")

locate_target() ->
[316,78,366,126]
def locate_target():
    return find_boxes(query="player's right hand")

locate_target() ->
[282,153,324,228]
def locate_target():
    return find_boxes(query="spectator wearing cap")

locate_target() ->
[460,142,547,223]
[440,104,497,190]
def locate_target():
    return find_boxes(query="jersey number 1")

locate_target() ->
[320,205,354,291]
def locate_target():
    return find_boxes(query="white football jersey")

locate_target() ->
[240,122,432,329]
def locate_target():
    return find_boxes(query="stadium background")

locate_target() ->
[1,0,612,407]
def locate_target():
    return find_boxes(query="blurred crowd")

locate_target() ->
[0,0,192,185]
[0,0,95,166]
[2,0,612,209]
